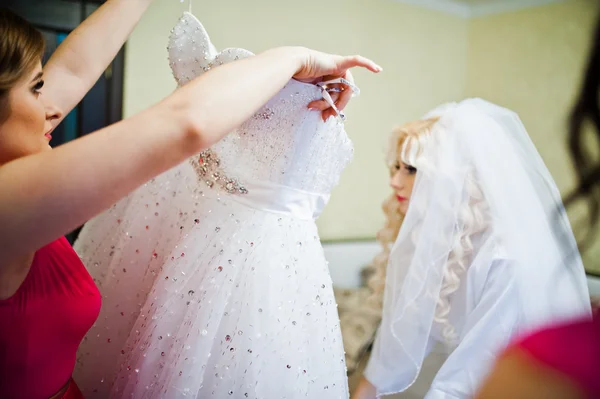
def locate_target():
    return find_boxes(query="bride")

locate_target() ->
[353,99,591,398]
[73,9,371,399]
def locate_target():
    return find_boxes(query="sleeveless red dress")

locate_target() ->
[0,237,101,398]
[513,311,600,398]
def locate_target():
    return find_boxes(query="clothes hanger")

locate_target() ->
[179,0,193,14]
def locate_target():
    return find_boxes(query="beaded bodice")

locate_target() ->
[168,12,354,197]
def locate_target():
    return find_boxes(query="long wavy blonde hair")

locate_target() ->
[367,117,490,344]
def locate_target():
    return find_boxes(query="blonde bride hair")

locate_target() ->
[367,116,489,344]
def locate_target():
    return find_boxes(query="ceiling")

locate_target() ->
[394,0,568,18]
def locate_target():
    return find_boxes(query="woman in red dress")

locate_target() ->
[0,4,381,398]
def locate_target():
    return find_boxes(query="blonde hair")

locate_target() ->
[367,116,489,344]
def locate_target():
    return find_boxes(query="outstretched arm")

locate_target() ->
[42,0,153,123]
[0,46,380,266]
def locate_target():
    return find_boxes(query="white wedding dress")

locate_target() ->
[73,12,354,399]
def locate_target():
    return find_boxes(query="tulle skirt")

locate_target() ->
[73,163,349,398]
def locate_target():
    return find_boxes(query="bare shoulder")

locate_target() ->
[475,347,586,399]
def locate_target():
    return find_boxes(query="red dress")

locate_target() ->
[515,312,600,398]
[0,237,101,398]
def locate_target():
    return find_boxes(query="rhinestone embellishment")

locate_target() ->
[252,108,275,120]
[190,149,248,195]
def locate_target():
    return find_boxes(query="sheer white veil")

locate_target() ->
[367,98,591,395]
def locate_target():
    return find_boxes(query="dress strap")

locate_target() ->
[316,78,360,122]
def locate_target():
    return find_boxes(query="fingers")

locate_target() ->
[308,91,340,111]
[321,108,337,122]
[303,53,379,121]
[308,71,355,119]
[308,99,331,111]
[308,99,339,122]
[334,71,354,112]
[338,55,382,73]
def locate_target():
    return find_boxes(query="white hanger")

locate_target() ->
[180,0,193,13]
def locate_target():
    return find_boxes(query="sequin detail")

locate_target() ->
[73,10,353,399]
[190,149,248,195]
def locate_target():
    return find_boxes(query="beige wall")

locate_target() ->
[122,0,469,241]
[122,0,600,272]
[465,0,600,273]
[466,0,597,194]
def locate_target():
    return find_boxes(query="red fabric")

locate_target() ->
[61,379,84,399]
[516,313,600,398]
[0,237,101,398]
